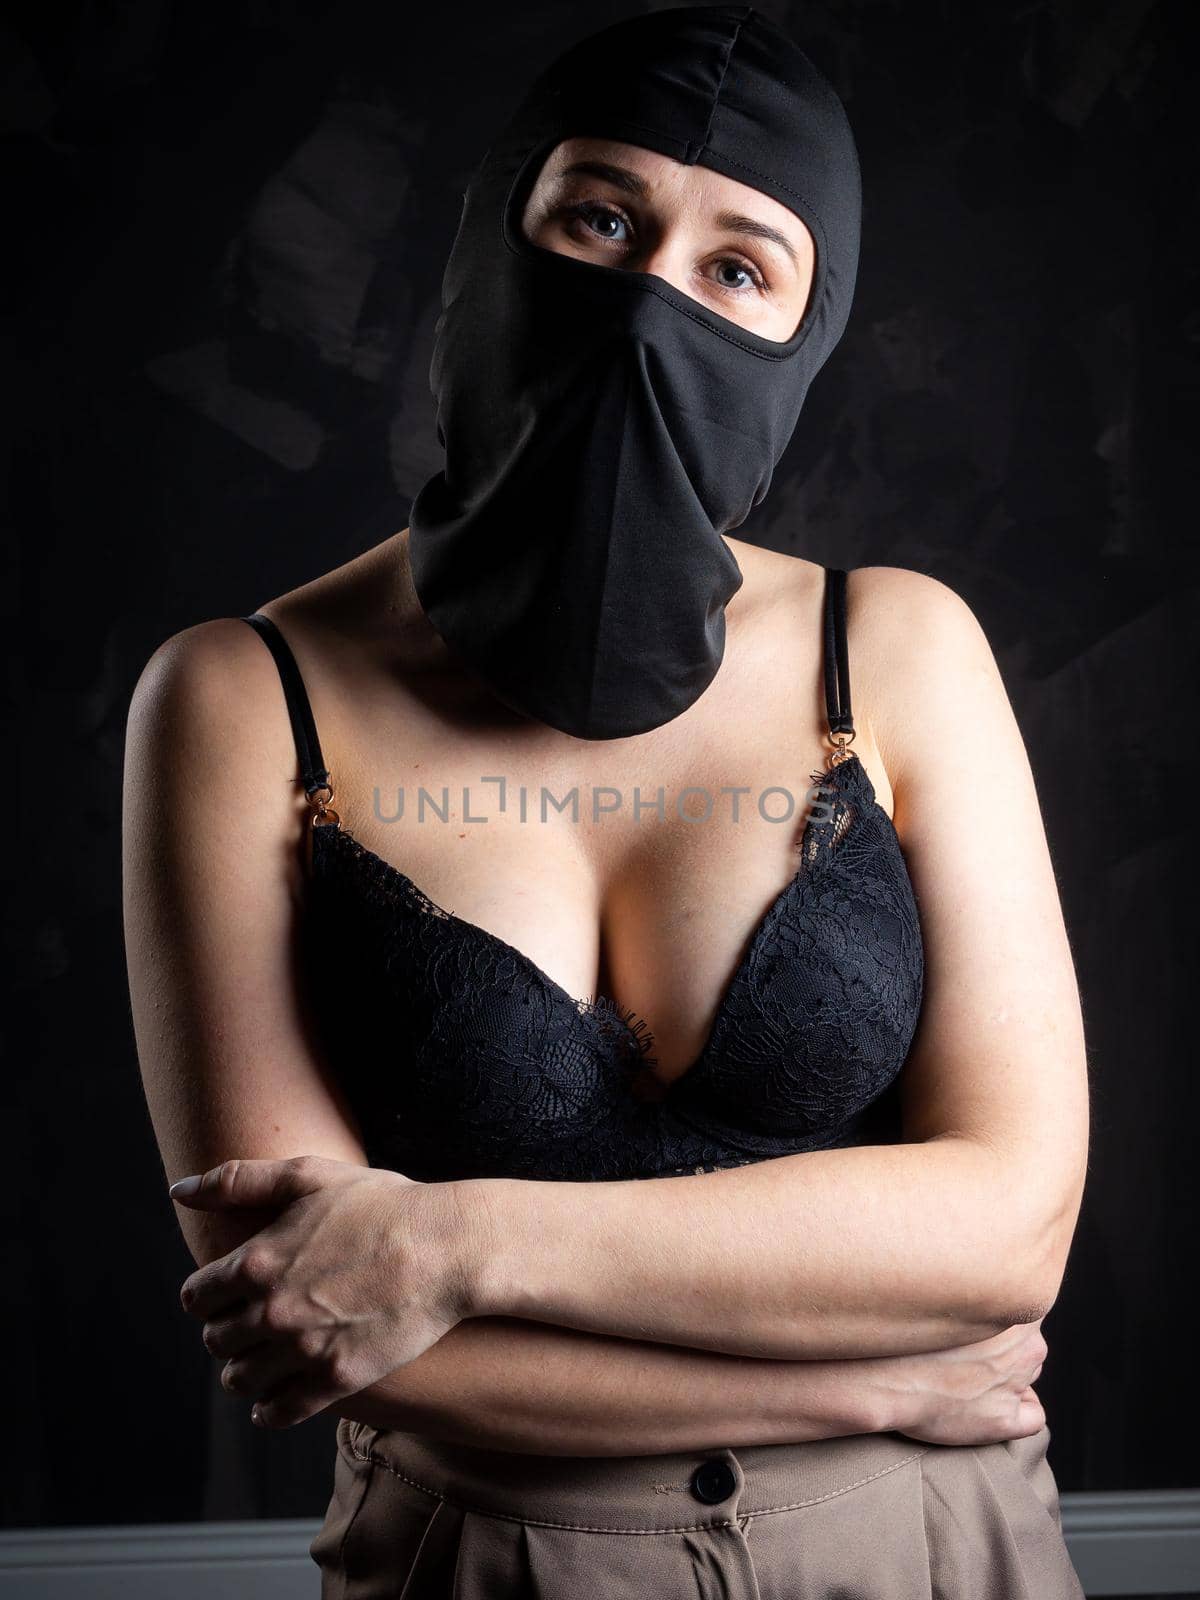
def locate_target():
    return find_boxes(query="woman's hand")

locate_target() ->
[171,1155,491,1429]
[868,1319,1049,1447]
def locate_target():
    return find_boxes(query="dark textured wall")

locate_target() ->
[4,0,1196,1529]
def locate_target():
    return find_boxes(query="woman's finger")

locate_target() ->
[202,1305,274,1359]
[220,1340,305,1403]
[1017,1386,1046,1435]
[182,1232,286,1319]
[170,1156,330,1209]
[251,1371,344,1431]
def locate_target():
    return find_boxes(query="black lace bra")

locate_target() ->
[240,567,923,1182]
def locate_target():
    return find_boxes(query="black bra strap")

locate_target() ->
[241,613,331,798]
[822,567,855,738]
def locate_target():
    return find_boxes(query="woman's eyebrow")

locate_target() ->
[712,213,801,277]
[557,159,801,277]
[559,158,653,198]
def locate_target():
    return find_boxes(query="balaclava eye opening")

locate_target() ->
[408,4,862,740]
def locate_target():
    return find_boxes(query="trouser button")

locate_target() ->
[690,1458,737,1504]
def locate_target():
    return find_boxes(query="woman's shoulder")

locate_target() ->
[131,603,317,736]
[844,561,974,614]
[130,530,405,728]
[731,539,968,611]
[735,546,998,803]
[734,543,981,670]
[834,564,996,678]
[124,531,438,827]
[838,565,1009,805]
[126,548,358,813]
[126,615,308,842]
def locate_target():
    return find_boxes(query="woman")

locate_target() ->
[124,6,1090,1594]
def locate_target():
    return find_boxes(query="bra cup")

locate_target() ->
[680,786,924,1143]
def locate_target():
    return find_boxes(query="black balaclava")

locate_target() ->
[408,4,861,740]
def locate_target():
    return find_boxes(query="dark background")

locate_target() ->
[4,0,1197,1532]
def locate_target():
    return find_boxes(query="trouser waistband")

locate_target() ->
[340,1420,930,1531]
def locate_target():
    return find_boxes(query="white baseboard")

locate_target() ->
[0,1492,1197,1597]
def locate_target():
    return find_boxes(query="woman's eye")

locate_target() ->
[713,260,756,291]
[558,201,767,295]
[567,201,630,244]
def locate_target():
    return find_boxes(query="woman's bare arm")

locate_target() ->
[458,1140,1048,1364]
[333,1309,1049,1458]
[124,620,375,1277]
[448,570,1091,1361]
[334,1316,883,1456]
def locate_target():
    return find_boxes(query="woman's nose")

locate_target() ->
[620,240,688,293]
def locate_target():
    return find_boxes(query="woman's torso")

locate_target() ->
[241,527,923,1180]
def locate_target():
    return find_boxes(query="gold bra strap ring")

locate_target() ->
[305,778,341,828]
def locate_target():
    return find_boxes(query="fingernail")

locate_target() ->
[170,1175,202,1197]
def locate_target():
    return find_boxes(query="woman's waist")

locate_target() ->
[336,1416,933,1529]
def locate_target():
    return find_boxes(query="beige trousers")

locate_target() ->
[310,1415,1086,1598]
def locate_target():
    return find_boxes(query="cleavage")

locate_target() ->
[345,808,803,1088]
[478,832,809,1087]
